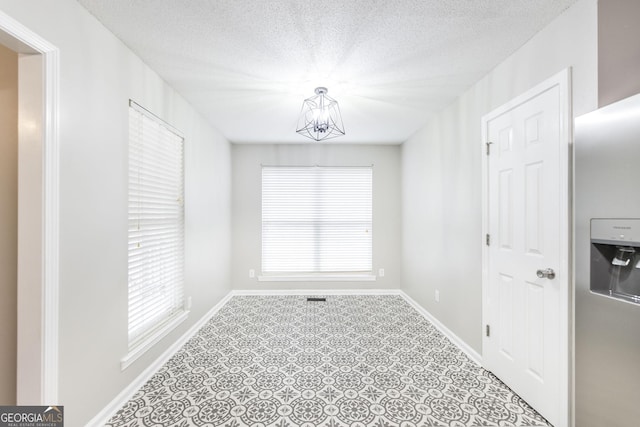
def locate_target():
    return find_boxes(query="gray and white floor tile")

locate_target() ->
[106,295,550,426]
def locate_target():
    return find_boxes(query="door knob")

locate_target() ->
[536,268,556,280]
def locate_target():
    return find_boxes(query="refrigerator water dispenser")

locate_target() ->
[591,219,640,304]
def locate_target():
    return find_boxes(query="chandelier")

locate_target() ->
[296,87,345,141]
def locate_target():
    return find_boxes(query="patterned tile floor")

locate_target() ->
[107,295,550,427]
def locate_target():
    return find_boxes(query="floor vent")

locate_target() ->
[307,297,326,302]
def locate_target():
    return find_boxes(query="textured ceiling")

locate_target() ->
[77,0,576,144]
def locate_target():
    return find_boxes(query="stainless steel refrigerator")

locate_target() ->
[575,93,640,426]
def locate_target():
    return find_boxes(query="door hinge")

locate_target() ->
[486,141,493,155]
[486,324,490,337]
[486,234,490,246]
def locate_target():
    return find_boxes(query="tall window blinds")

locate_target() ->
[261,166,373,274]
[127,101,184,349]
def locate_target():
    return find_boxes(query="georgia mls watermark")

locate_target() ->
[0,406,63,427]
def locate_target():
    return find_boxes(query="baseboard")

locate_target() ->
[231,288,403,296]
[86,291,234,427]
[398,290,482,364]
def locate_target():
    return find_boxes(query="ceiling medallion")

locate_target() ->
[296,87,345,141]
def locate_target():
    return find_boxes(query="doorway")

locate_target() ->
[481,69,571,427]
[0,10,60,405]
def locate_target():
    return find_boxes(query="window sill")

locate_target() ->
[258,274,377,282]
[121,309,189,371]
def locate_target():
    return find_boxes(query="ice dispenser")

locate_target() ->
[591,219,640,304]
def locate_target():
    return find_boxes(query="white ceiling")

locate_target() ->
[77,0,576,144]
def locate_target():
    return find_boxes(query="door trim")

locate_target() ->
[481,68,572,427]
[0,10,60,404]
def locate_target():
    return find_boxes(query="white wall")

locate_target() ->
[0,42,17,405]
[401,0,598,352]
[598,0,640,107]
[0,1,231,425]
[232,144,401,290]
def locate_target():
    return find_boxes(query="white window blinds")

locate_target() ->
[128,101,185,348]
[262,166,373,273]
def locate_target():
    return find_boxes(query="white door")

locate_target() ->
[482,71,570,427]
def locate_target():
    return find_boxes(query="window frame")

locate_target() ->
[260,165,375,281]
[122,100,188,369]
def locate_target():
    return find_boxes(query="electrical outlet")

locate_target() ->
[378,268,385,277]
[186,296,192,310]
[435,290,440,303]
[249,269,255,278]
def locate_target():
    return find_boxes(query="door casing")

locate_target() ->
[0,10,60,404]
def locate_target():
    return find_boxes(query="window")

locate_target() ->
[126,101,185,363]
[261,166,372,275]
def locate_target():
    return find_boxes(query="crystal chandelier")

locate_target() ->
[296,87,345,141]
